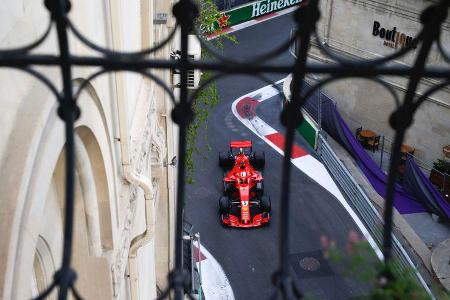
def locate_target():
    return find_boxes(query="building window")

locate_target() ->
[31,236,55,298]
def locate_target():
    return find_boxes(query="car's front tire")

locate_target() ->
[260,195,271,212]
[223,181,234,195]
[219,196,231,213]
[219,152,233,168]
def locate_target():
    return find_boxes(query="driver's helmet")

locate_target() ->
[239,147,243,154]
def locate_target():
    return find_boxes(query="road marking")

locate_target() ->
[197,244,235,300]
[193,245,207,262]
[235,97,259,118]
[255,12,278,21]
[231,81,383,260]
[265,132,308,159]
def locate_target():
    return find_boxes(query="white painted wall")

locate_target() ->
[0,0,177,299]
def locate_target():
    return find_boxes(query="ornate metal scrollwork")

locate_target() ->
[0,0,448,299]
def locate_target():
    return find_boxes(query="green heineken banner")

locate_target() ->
[202,0,306,34]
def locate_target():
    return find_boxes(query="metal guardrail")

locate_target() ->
[183,222,203,299]
[317,134,434,299]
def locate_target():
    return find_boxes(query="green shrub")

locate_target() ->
[433,159,450,175]
[321,231,449,300]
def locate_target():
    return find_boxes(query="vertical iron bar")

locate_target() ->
[174,1,191,298]
[382,2,446,262]
[52,0,78,298]
[190,235,194,293]
[443,173,446,196]
[197,233,202,289]
[380,135,385,169]
[318,91,322,131]
[278,125,295,277]
[0,0,445,299]
[382,130,406,262]
[277,2,319,297]
[174,76,188,300]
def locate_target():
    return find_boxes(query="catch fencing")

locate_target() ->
[317,134,434,298]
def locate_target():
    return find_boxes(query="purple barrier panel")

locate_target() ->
[333,106,425,214]
[404,157,450,220]
[302,84,425,214]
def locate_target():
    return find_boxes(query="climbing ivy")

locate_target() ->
[185,0,237,184]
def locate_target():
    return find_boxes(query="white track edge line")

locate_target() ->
[232,84,383,260]
[198,244,235,300]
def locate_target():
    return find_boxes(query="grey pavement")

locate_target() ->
[403,213,450,249]
[431,239,450,291]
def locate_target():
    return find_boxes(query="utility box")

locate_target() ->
[171,33,201,90]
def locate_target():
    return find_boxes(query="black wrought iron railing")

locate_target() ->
[1,0,449,299]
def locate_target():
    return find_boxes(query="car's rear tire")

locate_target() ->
[260,195,271,212]
[223,181,234,194]
[253,151,265,169]
[219,152,233,168]
[219,196,231,213]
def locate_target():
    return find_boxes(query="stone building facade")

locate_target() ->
[0,0,180,299]
[308,0,450,165]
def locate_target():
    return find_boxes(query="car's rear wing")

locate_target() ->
[230,140,252,149]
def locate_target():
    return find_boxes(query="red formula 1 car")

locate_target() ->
[218,140,271,228]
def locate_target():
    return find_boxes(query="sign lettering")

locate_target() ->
[252,0,303,18]
[205,0,307,35]
[372,21,417,49]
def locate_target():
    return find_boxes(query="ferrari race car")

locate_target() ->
[218,140,271,228]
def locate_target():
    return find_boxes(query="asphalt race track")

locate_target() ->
[185,12,375,300]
